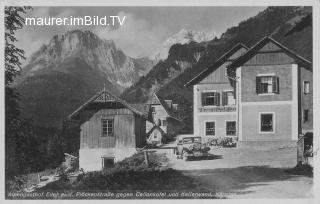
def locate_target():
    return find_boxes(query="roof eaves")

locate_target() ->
[184,43,249,87]
[69,89,146,120]
[69,90,104,119]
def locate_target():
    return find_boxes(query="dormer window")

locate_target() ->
[256,75,279,94]
[162,120,167,126]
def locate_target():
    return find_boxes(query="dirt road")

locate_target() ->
[157,146,313,198]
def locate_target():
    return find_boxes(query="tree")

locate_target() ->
[5,6,31,84]
[5,6,31,177]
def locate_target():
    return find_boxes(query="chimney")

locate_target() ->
[164,100,172,109]
[172,104,178,111]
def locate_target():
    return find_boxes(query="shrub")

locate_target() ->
[40,151,205,191]
[286,163,313,176]
[208,137,237,148]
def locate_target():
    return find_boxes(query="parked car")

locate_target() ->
[174,135,210,161]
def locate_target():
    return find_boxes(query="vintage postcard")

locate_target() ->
[0,0,319,202]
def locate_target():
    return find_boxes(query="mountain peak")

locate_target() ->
[17,29,154,127]
[173,28,216,42]
[149,28,216,61]
[22,29,153,90]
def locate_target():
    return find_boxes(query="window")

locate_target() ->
[151,106,156,113]
[154,131,158,139]
[304,109,309,122]
[303,81,310,94]
[205,122,215,136]
[183,137,201,144]
[260,113,274,133]
[101,119,114,137]
[226,121,236,136]
[102,157,114,169]
[222,91,235,106]
[162,120,167,126]
[256,76,279,94]
[202,92,220,106]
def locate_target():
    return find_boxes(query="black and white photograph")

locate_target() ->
[1,0,319,201]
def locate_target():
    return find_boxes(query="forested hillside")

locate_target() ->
[121,6,312,133]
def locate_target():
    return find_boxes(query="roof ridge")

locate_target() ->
[228,35,311,69]
[69,88,146,119]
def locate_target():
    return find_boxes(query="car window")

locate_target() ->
[194,138,201,143]
[183,138,193,144]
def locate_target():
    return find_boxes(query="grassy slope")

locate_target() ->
[38,152,215,196]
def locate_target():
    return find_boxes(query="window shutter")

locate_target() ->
[225,92,228,106]
[216,92,220,106]
[201,93,205,106]
[276,77,280,93]
[272,76,277,93]
[256,77,261,94]
[222,92,226,106]
[272,76,279,94]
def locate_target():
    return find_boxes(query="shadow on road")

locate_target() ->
[181,165,313,197]
[186,154,223,161]
[156,146,174,150]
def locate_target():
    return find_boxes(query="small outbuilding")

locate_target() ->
[69,87,147,171]
[146,125,166,145]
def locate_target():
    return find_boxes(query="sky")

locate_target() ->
[16,6,266,61]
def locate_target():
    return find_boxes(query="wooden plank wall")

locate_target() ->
[200,62,229,84]
[80,108,136,149]
[244,42,295,65]
[229,47,248,60]
[200,47,247,84]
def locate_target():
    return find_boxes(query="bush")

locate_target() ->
[208,137,237,148]
[5,176,27,192]
[40,152,205,191]
[286,163,313,176]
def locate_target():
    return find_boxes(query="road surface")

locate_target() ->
[156,145,313,198]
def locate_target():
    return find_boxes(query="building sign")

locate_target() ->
[199,106,236,112]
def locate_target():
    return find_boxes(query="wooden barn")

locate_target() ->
[69,87,148,171]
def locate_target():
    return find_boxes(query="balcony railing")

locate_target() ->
[199,106,236,112]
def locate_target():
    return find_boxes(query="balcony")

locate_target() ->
[199,106,236,112]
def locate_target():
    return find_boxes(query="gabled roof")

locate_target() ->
[69,88,147,120]
[184,43,249,87]
[150,93,161,105]
[146,125,166,137]
[228,36,312,69]
[151,93,182,122]
[129,103,150,117]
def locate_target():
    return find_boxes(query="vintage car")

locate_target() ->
[174,135,210,161]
